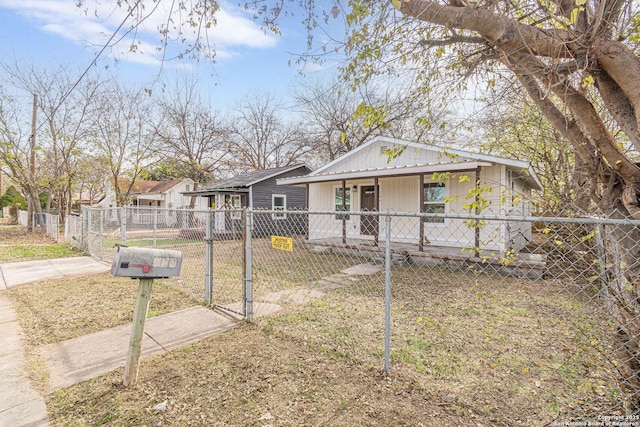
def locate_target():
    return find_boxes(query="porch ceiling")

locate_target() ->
[277,160,493,185]
[134,194,164,201]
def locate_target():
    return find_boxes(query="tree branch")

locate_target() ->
[394,0,575,58]
[595,70,640,150]
[594,38,640,141]
[419,35,486,47]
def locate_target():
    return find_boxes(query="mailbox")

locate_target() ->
[111,246,183,279]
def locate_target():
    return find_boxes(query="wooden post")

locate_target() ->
[123,278,154,387]
[28,93,36,232]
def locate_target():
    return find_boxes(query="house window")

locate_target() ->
[423,183,445,223]
[185,184,190,192]
[335,187,351,220]
[272,194,286,219]
[229,194,242,219]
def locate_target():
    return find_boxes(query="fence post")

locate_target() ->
[86,208,92,256]
[204,210,214,304]
[384,215,392,374]
[244,208,254,321]
[153,208,158,248]
[99,208,104,260]
[121,207,127,246]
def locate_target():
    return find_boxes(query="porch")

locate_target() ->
[302,237,547,279]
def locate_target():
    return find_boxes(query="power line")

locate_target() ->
[36,0,143,131]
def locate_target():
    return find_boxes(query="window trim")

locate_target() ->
[272,194,287,220]
[334,186,351,221]
[423,182,446,224]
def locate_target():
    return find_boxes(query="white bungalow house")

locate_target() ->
[278,135,543,258]
[99,177,194,226]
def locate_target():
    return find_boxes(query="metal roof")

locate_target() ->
[278,161,494,185]
[183,164,310,196]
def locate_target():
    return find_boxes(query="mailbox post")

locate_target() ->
[111,246,183,386]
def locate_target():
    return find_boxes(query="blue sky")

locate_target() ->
[0,0,343,110]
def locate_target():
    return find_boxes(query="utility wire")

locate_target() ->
[36,0,143,132]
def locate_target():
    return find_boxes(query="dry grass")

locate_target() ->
[46,324,468,427]
[8,273,196,346]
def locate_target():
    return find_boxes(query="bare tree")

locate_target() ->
[0,88,44,227]
[0,63,101,222]
[74,154,109,210]
[293,77,448,163]
[476,86,582,214]
[89,82,158,207]
[153,78,229,205]
[227,92,313,171]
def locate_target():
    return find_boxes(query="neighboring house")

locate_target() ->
[100,177,194,209]
[130,178,195,209]
[278,135,543,255]
[99,177,194,226]
[183,164,312,237]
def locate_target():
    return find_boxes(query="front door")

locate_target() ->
[360,185,378,235]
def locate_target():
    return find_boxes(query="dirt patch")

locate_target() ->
[0,225,57,244]
[46,323,472,427]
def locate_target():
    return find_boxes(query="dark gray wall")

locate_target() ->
[251,166,310,210]
[251,165,311,237]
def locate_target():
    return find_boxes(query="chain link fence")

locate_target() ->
[76,205,640,421]
[13,209,60,241]
[36,212,60,242]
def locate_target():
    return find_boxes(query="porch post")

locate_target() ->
[474,167,481,257]
[374,177,379,247]
[419,173,424,252]
[305,183,309,240]
[341,179,347,245]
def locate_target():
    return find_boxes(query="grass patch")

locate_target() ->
[251,266,621,423]
[0,243,78,263]
[0,224,80,262]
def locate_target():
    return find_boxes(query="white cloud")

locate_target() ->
[0,0,278,67]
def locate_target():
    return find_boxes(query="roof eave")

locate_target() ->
[278,161,493,185]
[245,164,312,186]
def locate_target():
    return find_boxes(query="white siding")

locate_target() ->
[308,162,536,252]
[320,140,470,174]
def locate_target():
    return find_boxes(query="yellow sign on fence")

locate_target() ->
[271,235,293,252]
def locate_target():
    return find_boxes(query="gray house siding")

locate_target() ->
[251,167,310,209]
[251,166,310,238]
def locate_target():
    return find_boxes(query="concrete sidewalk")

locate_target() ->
[0,256,111,290]
[42,306,239,391]
[0,257,240,426]
[0,294,49,427]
